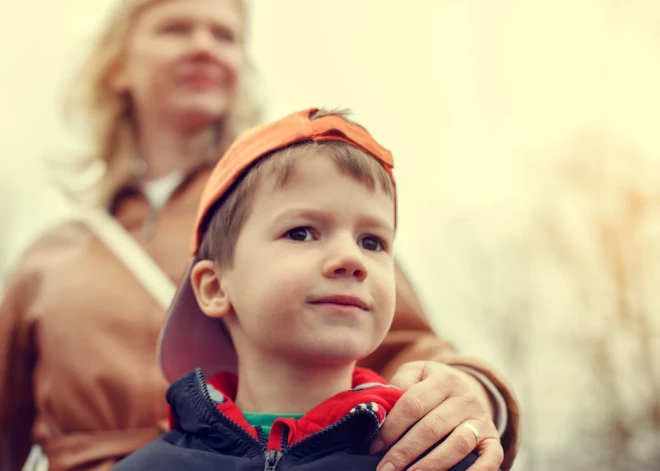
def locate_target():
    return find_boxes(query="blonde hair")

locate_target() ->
[198,109,395,267]
[62,0,262,207]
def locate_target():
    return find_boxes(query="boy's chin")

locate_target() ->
[290,341,377,366]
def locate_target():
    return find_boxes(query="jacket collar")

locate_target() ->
[167,368,402,454]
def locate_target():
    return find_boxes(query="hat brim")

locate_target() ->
[158,255,237,383]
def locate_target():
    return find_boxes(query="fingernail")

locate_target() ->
[370,439,384,454]
[380,462,395,471]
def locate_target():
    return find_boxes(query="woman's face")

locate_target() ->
[115,0,243,131]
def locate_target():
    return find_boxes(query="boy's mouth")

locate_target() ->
[309,295,371,311]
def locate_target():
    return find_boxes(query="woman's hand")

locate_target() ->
[371,361,504,471]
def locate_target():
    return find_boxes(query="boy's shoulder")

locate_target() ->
[112,429,234,471]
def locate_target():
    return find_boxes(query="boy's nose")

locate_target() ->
[322,242,368,282]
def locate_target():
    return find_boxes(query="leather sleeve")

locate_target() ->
[358,260,520,471]
[0,264,38,471]
[0,222,81,471]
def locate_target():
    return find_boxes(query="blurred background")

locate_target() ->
[1,1,660,469]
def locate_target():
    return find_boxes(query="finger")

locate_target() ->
[370,376,451,454]
[467,438,504,471]
[409,420,494,471]
[387,361,427,391]
[376,397,469,471]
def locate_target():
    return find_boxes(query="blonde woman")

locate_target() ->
[0,1,519,470]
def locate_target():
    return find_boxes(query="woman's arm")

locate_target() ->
[0,265,38,471]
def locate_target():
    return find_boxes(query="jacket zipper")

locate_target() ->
[195,369,265,451]
[195,370,381,471]
[264,449,283,471]
[195,370,288,471]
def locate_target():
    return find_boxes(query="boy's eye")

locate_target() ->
[285,227,314,242]
[359,236,385,252]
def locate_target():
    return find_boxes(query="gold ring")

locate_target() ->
[461,423,480,443]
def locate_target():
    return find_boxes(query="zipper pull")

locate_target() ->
[264,449,283,471]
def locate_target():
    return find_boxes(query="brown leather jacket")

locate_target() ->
[0,167,519,471]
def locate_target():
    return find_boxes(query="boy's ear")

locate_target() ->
[190,260,232,319]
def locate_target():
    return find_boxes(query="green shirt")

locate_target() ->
[243,412,304,437]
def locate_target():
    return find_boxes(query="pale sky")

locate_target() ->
[3,0,660,268]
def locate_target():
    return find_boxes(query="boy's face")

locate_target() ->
[215,151,396,367]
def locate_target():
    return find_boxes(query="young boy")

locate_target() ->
[112,108,480,471]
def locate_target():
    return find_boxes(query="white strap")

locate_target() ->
[22,445,48,471]
[81,208,176,310]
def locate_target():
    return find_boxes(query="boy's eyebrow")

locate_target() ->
[273,208,394,234]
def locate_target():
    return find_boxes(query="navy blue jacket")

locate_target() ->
[112,368,479,471]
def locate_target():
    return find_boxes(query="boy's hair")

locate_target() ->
[198,108,395,267]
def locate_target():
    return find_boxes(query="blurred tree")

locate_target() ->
[532,130,660,470]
